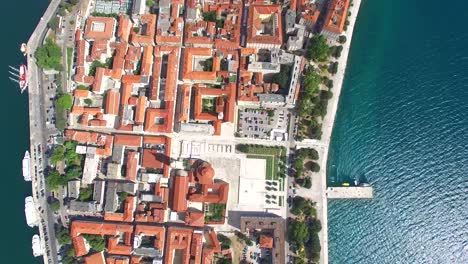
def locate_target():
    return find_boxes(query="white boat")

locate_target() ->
[32,234,43,257]
[25,196,38,227]
[22,151,31,181]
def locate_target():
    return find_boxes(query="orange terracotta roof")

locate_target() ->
[135,96,147,125]
[142,148,165,169]
[260,235,274,248]
[323,0,350,34]
[74,89,90,98]
[185,210,205,227]
[107,257,130,264]
[117,15,133,42]
[246,5,283,46]
[130,14,157,46]
[72,236,88,257]
[84,16,116,40]
[114,134,142,147]
[88,119,107,127]
[84,252,105,264]
[164,227,193,264]
[143,136,167,145]
[140,46,153,76]
[172,175,188,212]
[177,84,191,122]
[105,90,120,115]
[191,232,203,264]
[135,224,165,250]
[144,101,174,133]
[126,152,139,181]
[182,48,217,81]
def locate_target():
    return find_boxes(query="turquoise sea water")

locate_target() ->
[0,0,48,263]
[327,0,468,263]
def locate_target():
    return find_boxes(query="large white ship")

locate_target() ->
[25,196,38,228]
[22,151,31,181]
[32,234,43,257]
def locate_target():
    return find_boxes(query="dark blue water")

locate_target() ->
[327,0,468,263]
[0,0,48,263]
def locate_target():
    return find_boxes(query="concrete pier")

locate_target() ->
[326,186,373,199]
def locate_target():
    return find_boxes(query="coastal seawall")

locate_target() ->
[317,0,364,263]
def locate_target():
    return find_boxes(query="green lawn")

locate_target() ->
[241,145,286,181]
[202,97,216,112]
[67,47,73,78]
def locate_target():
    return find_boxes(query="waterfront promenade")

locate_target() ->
[317,0,364,263]
[27,0,61,263]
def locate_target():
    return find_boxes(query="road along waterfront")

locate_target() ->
[27,0,62,263]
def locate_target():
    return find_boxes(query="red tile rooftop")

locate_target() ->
[164,226,193,264]
[140,46,153,76]
[144,101,174,133]
[246,5,283,47]
[172,175,189,212]
[105,90,120,115]
[323,0,351,34]
[84,251,105,264]
[73,89,90,98]
[142,148,165,169]
[260,234,274,249]
[72,236,88,257]
[126,152,139,182]
[143,135,167,145]
[114,134,142,147]
[84,16,116,40]
[134,224,165,250]
[130,14,157,46]
[135,95,147,125]
[185,210,205,227]
[117,15,133,43]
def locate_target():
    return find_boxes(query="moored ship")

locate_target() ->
[32,234,43,257]
[8,64,28,93]
[25,196,38,228]
[22,151,31,181]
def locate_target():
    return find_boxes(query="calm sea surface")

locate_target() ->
[328,0,468,263]
[0,0,48,263]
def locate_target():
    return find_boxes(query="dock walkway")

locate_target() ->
[326,186,373,199]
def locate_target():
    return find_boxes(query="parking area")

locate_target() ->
[238,107,288,140]
[42,74,59,129]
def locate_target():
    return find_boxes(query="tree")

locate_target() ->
[308,161,320,172]
[288,220,309,247]
[65,166,82,180]
[46,170,65,191]
[35,38,62,71]
[303,177,312,189]
[331,45,343,58]
[320,90,333,100]
[57,94,73,110]
[48,16,60,30]
[50,145,66,165]
[79,187,93,201]
[272,64,292,89]
[49,200,60,212]
[57,229,72,245]
[328,62,339,74]
[77,85,89,90]
[147,0,156,7]
[69,0,79,5]
[338,35,347,44]
[217,234,231,250]
[306,35,330,62]
[202,11,217,22]
[83,235,105,251]
[84,98,92,106]
[203,58,213,71]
